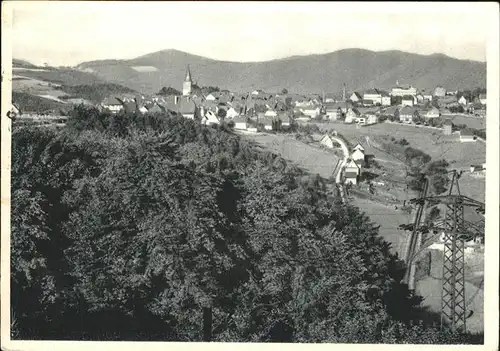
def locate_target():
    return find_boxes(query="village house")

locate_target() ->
[226,107,239,119]
[101,97,124,113]
[424,107,441,119]
[391,85,417,97]
[458,95,468,106]
[351,144,365,165]
[345,159,361,176]
[300,105,321,118]
[260,116,275,131]
[232,115,247,130]
[344,171,359,185]
[349,92,363,103]
[319,134,338,149]
[345,107,361,123]
[355,116,367,125]
[264,109,278,118]
[443,119,453,135]
[424,94,433,101]
[324,103,344,121]
[433,86,447,97]
[205,93,217,101]
[363,89,382,105]
[202,110,220,126]
[399,106,419,123]
[401,95,416,107]
[251,89,264,96]
[479,93,487,105]
[380,91,391,106]
[364,112,379,125]
[459,130,476,143]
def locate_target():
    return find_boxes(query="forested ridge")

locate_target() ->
[11,106,482,343]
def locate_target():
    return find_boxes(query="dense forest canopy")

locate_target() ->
[10,106,482,343]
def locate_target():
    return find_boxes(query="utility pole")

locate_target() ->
[403,170,484,333]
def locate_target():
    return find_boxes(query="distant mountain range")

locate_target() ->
[73,49,486,95]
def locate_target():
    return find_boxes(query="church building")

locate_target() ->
[183,65,193,96]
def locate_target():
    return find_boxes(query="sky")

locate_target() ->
[6,1,493,67]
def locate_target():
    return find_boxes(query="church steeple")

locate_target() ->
[185,65,192,83]
[183,65,193,96]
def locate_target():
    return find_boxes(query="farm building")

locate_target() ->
[459,130,476,142]
[443,119,453,135]
[344,171,358,185]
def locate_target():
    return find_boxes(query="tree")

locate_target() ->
[281,88,288,95]
[217,108,227,120]
[158,86,181,96]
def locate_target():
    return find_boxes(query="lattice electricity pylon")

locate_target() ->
[407,170,485,333]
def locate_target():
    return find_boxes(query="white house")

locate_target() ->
[424,94,433,101]
[425,107,441,119]
[345,159,361,176]
[344,171,358,185]
[264,109,278,118]
[202,110,220,126]
[366,113,378,125]
[433,86,447,97]
[101,97,124,113]
[458,96,468,106]
[138,106,148,114]
[353,143,365,153]
[350,92,363,103]
[351,149,365,163]
[459,130,476,143]
[226,107,239,119]
[205,93,217,101]
[232,116,247,130]
[251,89,264,96]
[320,134,337,149]
[345,108,361,123]
[381,91,391,106]
[301,106,321,118]
[401,95,416,107]
[363,89,382,105]
[391,86,417,97]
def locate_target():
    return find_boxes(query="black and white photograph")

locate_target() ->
[1,1,498,349]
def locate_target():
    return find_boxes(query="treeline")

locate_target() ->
[11,107,482,343]
[56,83,137,103]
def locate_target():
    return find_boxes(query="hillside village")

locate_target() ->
[91,65,487,129]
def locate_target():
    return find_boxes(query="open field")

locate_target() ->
[244,133,340,179]
[441,114,486,130]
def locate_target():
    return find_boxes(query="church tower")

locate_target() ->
[183,65,193,96]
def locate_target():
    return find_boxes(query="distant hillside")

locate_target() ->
[13,58,39,69]
[76,49,487,95]
[56,83,138,103]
